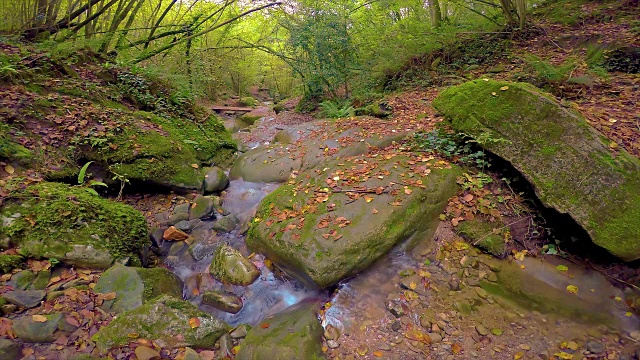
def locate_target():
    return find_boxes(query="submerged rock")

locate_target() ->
[247,155,460,288]
[189,195,215,220]
[0,182,148,267]
[210,245,260,286]
[92,295,229,352]
[235,302,323,360]
[95,264,183,313]
[201,290,243,314]
[212,214,239,233]
[434,80,640,260]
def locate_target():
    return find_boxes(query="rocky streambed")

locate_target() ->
[2,83,640,360]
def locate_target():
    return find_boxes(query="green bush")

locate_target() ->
[319,100,355,119]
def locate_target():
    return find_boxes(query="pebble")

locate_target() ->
[475,324,489,336]
[378,343,391,351]
[448,279,460,291]
[587,341,605,354]
[428,333,443,343]
[519,344,531,351]
[327,340,340,349]
[474,287,488,299]
[419,316,431,329]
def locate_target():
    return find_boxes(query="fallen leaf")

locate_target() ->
[364,196,374,203]
[32,315,48,323]
[451,343,462,354]
[500,86,509,91]
[566,285,578,294]
[191,164,199,169]
[4,165,14,174]
[373,350,383,357]
[260,323,270,329]
[463,194,474,202]
[189,317,200,328]
[556,265,568,272]
[372,208,379,214]
[553,352,574,359]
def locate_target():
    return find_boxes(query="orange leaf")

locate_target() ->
[260,323,270,329]
[189,317,201,329]
[32,315,48,323]
[373,350,383,357]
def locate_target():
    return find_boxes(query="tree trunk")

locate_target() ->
[430,0,442,28]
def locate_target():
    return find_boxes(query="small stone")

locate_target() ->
[3,290,45,309]
[212,214,239,233]
[398,269,416,277]
[586,341,605,354]
[475,324,489,336]
[385,300,406,318]
[419,316,431,329]
[13,313,62,343]
[474,287,488,299]
[163,226,189,241]
[519,344,531,351]
[175,219,201,232]
[189,195,215,220]
[204,167,230,194]
[324,324,341,340]
[182,347,202,360]
[490,328,503,336]
[486,272,498,282]
[448,279,460,291]
[135,345,160,360]
[460,256,471,268]
[428,333,443,343]
[391,320,402,332]
[230,324,251,339]
[327,340,340,349]
[378,343,392,351]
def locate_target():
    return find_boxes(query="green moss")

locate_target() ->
[456,219,506,257]
[0,124,32,164]
[0,254,23,273]
[0,182,148,263]
[239,97,258,107]
[434,80,640,261]
[239,115,261,125]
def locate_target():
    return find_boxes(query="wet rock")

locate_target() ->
[201,290,243,314]
[3,290,45,308]
[190,195,215,220]
[235,301,323,360]
[95,264,183,313]
[218,334,233,358]
[163,226,189,241]
[13,313,62,343]
[175,219,201,232]
[0,338,21,360]
[204,167,229,193]
[434,79,640,261]
[385,300,407,318]
[135,345,160,360]
[29,270,50,290]
[248,155,460,288]
[230,144,303,183]
[586,341,605,354]
[327,340,339,349]
[213,214,239,233]
[324,324,340,340]
[230,324,251,339]
[210,245,260,286]
[92,295,229,352]
[64,244,114,269]
[168,203,191,225]
[150,228,165,248]
[188,242,218,261]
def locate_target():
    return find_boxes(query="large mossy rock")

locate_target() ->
[95,264,183,313]
[433,80,640,261]
[0,182,148,267]
[247,155,460,288]
[210,245,260,286]
[87,112,235,192]
[235,302,323,360]
[92,295,229,352]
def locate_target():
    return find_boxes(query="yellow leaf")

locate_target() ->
[491,92,497,96]
[513,250,528,261]
[191,163,199,169]
[609,142,618,149]
[372,208,379,214]
[500,86,509,91]
[409,282,417,290]
[32,315,48,323]
[553,352,574,359]
[364,196,374,203]
[373,351,383,357]
[626,312,633,317]
[614,296,622,301]
[514,351,524,359]
[4,165,14,174]
[566,285,578,294]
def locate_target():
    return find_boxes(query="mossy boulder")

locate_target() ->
[95,264,183,313]
[247,155,460,288]
[0,123,32,166]
[433,80,640,261]
[235,302,323,360]
[210,245,260,286]
[204,167,229,193]
[13,312,62,343]
[92,295,229,352]
[87,112,235,193]
[201,290,243,314]
[456,218,506,257]
[0,182,149,267]
[0,254,23,274]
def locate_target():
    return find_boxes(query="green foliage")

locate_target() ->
[412,129,488,168]
[319,100,355,119]
[523,55,576,85]
[0,254,23,274]
[239,97,258,107]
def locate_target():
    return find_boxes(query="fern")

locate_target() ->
[320,100,355,119]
